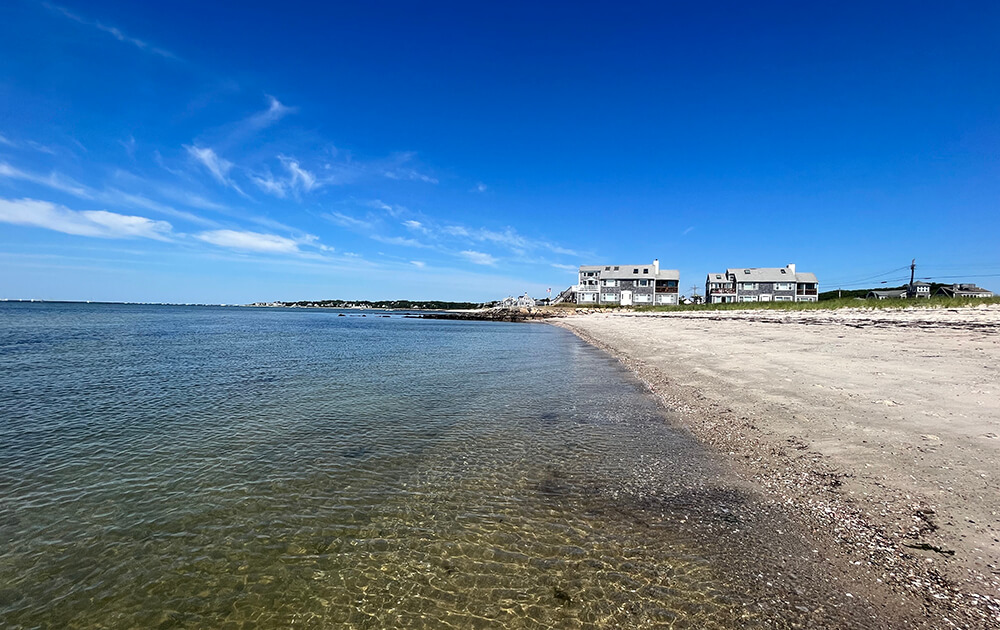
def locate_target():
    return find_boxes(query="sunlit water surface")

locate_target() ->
[1,303,854,628]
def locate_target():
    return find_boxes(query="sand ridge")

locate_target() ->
[553,305,1000,628]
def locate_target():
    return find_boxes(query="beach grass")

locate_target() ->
[633,296,1000,313]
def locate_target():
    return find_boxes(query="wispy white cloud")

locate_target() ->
[0,197,173,241]
[26,141,57,155]
[195,229,300,254]
[551,263,578,271]
[100,189,217,226]
[280,156,317,192]
[410,260,426,268]
[324,212,373,230]
[442,223,579,258]
[246,95,295,130]
[0,161,92,197]
[384,168,438,184]
[0,161,215,225]
[682,225,695,235]
[460,250,497,266]
[372,234,429,248]
[473,182,488,193]
[249,171,287,197]
[402,219,429,234]
[249,156,319,198]
[120,135,136,158]
[44,2,177,59]
[185,145,245,195]
[160,188,228,212]
[381,152,438,184]
[366,199,406,216]
[0,134,59,155]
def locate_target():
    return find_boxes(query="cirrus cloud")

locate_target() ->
[195,229,301,254]
[0,197,172,240]
[460,250,497,266]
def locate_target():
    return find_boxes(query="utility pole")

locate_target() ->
[910,259,916,287]
[690,284,701,303]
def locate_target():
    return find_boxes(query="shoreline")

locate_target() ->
[552,308,1000,628]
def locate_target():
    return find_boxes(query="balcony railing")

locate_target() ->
[655,287,679,293]
[710,288,736,294]
[797,289,818,295]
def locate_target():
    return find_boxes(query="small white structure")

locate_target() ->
[499,293,536,308]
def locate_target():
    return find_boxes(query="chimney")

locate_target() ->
[787,263,796,275]
[653,258,660,274]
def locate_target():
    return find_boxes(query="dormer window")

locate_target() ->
[605,266,610,271]
[643,269,649,274]
[780,269,787,274]
[633,269,639,274]
[744,270,750,274]
[614,266,619,271]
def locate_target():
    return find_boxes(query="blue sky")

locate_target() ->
[1,1,998,303]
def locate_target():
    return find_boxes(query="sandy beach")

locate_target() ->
[554,305,1000,628]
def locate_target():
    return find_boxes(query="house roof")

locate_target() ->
[724,267,818,283]
[867,289,907,298]
[581,264,679,281]
[937,284,994,296]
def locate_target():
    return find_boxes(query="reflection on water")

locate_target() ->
[0,303,858,628]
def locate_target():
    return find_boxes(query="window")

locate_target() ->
[667,280,678,288]
[643,269,649,274]
[780,269,787,274]
[633,268,639,274]
[775,283,793,291]
[605,266,610,271]
[602,279,617,287]
[635,294,652,302]
[744,270,750,274]
[740,282,758,290]
[614,266,619,271]
[638,279,649,287]
[602,293,618,301]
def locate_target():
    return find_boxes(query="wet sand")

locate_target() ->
[553,305,1000,628]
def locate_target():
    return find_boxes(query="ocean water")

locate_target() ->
[0,303,858,628]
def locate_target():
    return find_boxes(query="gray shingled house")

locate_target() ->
[576,259,680,306]
[934,283,995,298]
[705,264,818,303]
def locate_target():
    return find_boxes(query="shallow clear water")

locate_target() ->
[0,303,853,628]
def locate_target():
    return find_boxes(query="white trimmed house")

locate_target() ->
[705,264,818,304]
[576,259,680,306]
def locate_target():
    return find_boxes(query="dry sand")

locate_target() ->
[553,305,1000,628]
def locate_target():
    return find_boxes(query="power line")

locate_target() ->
[922,273,1000,280]
[824,265,911,287]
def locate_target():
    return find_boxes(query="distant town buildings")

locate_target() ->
[705,264,818,304]
[575,259,680,305]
